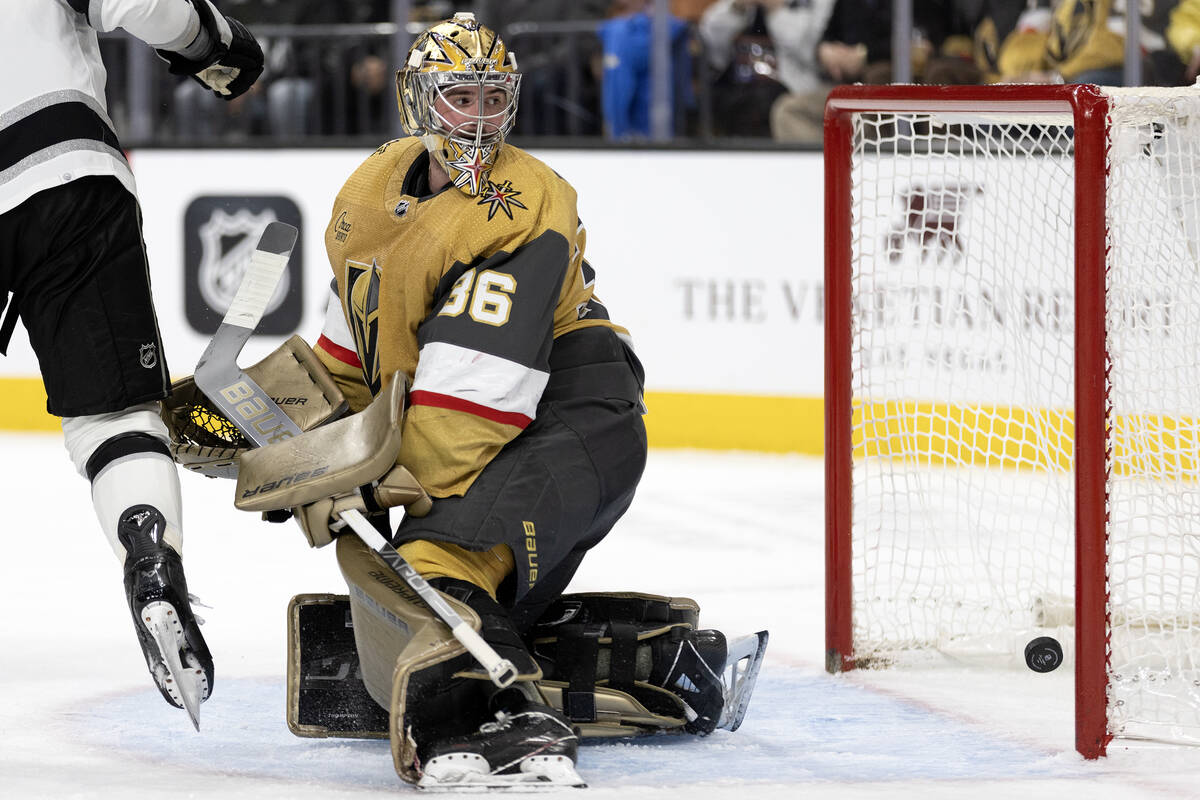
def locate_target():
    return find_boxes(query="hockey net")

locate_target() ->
[824,84,1200,757]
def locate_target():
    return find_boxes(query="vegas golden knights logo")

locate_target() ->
[345,259,382,394]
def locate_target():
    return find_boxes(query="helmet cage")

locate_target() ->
[405,70,521,147]
[401,69,520,149]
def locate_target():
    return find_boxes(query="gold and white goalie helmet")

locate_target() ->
[397,12,520,196]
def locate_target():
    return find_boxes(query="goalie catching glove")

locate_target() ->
[161,336,348,479]
[156,0,263,99]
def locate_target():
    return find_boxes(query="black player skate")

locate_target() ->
[418,689,585,789]
[118,505,213,730]
[651,627,769,734]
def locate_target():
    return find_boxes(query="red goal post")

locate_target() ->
[824,84,1200,759]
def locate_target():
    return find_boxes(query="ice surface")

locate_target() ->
[3,433,1199,798]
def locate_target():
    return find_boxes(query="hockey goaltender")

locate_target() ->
[162,11,768,790]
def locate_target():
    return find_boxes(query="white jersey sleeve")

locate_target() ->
[0,1,204,215]
[76,0,199,50]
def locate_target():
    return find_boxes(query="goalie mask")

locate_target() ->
[397,12,520,196]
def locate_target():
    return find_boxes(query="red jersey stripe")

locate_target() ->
[409,389,532,430]
[317,334,362,368]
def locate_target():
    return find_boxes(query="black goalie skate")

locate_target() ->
[418,689,585,790]
[651,627,769,734]
[118,505,213,730]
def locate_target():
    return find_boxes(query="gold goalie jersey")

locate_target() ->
[315,137,630,498]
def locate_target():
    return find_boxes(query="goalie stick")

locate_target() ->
[191,222,517,689]
[193,222,303,444]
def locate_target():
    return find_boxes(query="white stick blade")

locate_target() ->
[222,221,298,330]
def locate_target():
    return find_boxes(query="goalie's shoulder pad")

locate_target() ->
[161,335,348,478]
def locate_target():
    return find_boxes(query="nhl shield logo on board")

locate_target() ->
[183,196,304,336]
[197,208,290,315]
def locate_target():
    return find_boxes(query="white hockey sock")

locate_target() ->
[90,452,184,562]
[62,402,184,562]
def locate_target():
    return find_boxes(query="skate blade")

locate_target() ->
[717,630,769,732]
[140,601,208,730]
[418,754,586,791]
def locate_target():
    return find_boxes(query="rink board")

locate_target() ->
[0,148,828,450]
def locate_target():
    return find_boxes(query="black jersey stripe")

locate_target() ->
[0,101,122,174]
[421,230,569,371]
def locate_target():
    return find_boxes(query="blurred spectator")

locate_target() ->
[699,0,836,138]
[1048,0,1125,84]
[770,0,976,143]
[672,0,721,22]
[482,1,611,137]
[969,0,1036,83]
[984,0,1181,86]
[317,0,395,137]
[1143,0,1187,85]
[598,0,696,139]
[412,1,456,22]
[174,0,336,139]
[815,0,972,84]
[922,0,986,84]
[1168,0,1200,83]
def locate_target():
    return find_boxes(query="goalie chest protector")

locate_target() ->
[321,137,632,496]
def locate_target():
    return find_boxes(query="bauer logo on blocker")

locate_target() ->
[184,196,303,335]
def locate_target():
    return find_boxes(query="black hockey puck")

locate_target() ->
[1025,636,1063,673]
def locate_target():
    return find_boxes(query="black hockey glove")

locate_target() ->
[155,0,264,100]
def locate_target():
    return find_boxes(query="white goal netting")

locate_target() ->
[844,86,1200,745]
